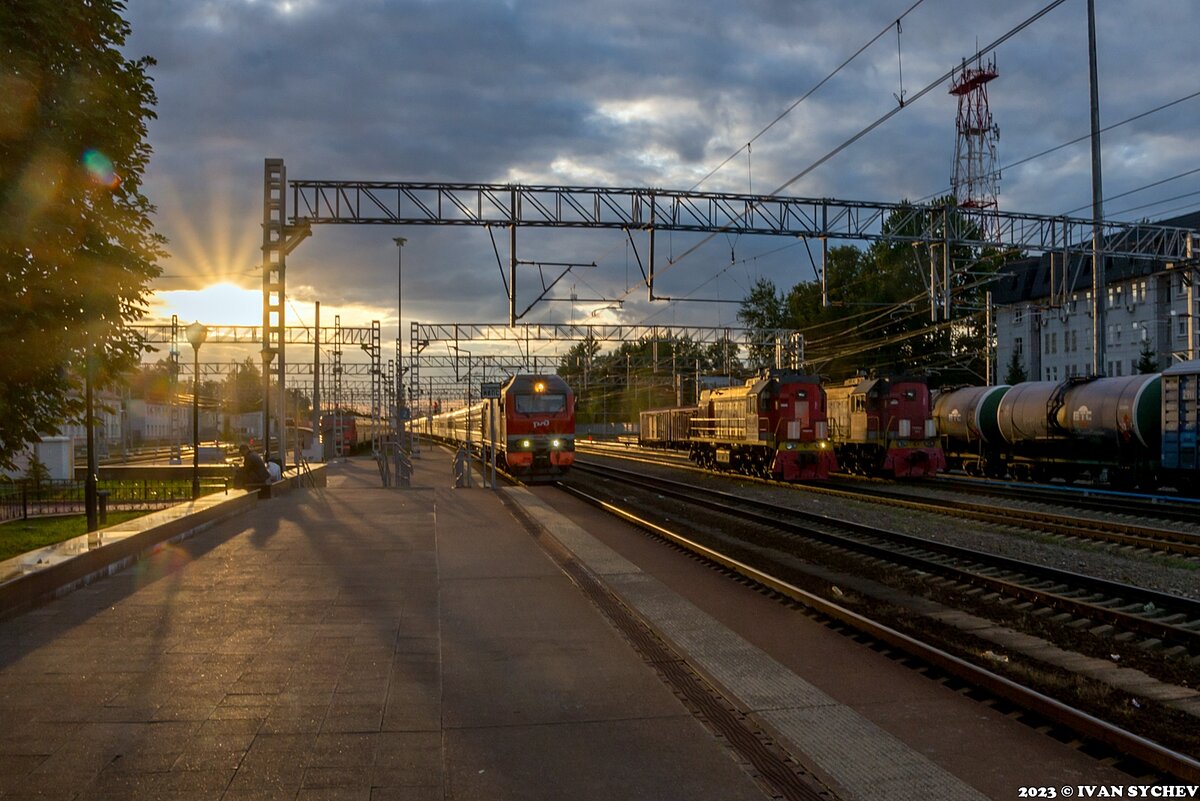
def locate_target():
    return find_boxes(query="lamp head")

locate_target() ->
[185,321,208,350]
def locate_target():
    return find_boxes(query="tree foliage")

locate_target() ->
[737,200,1020,388]
[221,358,263,414]
[0,1,164,467]
[1003,350,1027,384]
[557,333,739,424]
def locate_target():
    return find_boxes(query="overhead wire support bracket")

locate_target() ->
[514,259,598,321]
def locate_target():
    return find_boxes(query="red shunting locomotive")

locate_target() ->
[826,375,945,478]
[642,370,837,481]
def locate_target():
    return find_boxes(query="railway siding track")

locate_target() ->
[572,460,1200,656]
[577,444,1200,559]
[809,481,1200,558]
[554,467,1200,781]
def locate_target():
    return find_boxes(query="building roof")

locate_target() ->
[990,210,1200,305]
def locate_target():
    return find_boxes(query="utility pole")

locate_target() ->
[1087,0,1106,376]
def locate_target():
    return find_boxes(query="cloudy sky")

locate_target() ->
[123,0,1198,358]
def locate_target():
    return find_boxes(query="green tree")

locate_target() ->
[127,360,177,403]
[737,200,1019,384]
[556,332,737,424]
[736,278,787,370]
[0,2,164,468]
[1136,342,1158,374]
[23,453,51,492]
[221,358,263,414]
[1003,350,1027,385]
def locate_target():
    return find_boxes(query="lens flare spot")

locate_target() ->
[82,149,120,189]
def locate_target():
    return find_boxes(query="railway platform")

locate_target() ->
[0,451,771,800]
[0,448,1145,800]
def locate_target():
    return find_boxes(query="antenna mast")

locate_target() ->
[949,55,1001,242]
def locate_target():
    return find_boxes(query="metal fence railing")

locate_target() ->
[0,478,228,524]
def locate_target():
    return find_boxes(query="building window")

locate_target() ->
[1014,307,1023,325]
[1181,316,1189,337]
[1014,337,1023,356]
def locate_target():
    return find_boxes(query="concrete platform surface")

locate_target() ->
[0,453,773,801]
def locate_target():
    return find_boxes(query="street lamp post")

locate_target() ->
[186,321,208,500]
[84,342,98,531]
[393,237,407,453]
[261,347,275,462]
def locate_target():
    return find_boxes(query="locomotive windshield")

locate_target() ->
[515,393,567,414]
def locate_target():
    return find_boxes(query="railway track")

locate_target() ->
[554,461,1200,780]
[576,444,1200,559]
[924,474,1200,528]
[572,461,1200,654]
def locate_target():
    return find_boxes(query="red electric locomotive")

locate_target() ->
[430,373,575,480]
[685,370,837,480]
[825,375,945,478]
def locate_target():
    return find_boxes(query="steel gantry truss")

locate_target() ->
[287,180,1195,260]
[263,159,1198,454]
[135,320,385,457]
[405,321,803,417]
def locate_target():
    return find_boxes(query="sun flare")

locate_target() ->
[150,282,263,326]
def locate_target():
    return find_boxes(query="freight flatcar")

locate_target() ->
[825,375,945,478]
[638,406,697,451]
[430,374,575,481]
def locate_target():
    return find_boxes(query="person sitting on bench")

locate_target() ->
[235,444,272,489]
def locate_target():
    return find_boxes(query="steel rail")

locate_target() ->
[572,461,1200,650]
[555,481,1200,782]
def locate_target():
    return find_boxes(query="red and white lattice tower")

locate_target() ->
[949,55,1000,241]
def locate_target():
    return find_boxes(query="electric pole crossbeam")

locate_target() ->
[412,322,798,346]
[288,180,1196,261]
[133,325,376,346]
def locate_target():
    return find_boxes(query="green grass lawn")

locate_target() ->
[0,511,151,562]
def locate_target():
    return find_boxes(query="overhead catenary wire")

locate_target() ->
[636,0,1072,323]
[1062,166,1200,216]
[912,89,1200,208]
[687,0,928,193]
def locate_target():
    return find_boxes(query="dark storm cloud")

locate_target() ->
[122,0,1200,334]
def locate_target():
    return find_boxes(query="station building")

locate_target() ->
[991,211,1200,381]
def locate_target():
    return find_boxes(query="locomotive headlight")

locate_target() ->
[534,381,546,393]
[784,442,796,450]
[521,439,531,448]
[552,439,561,448]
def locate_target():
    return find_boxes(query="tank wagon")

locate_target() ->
[934,361,1200,492]
[932,385,1010,477]
[994,374,1161,486]
[639,370,836,480]
[430,374,575,481]
[825,376,945,478]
